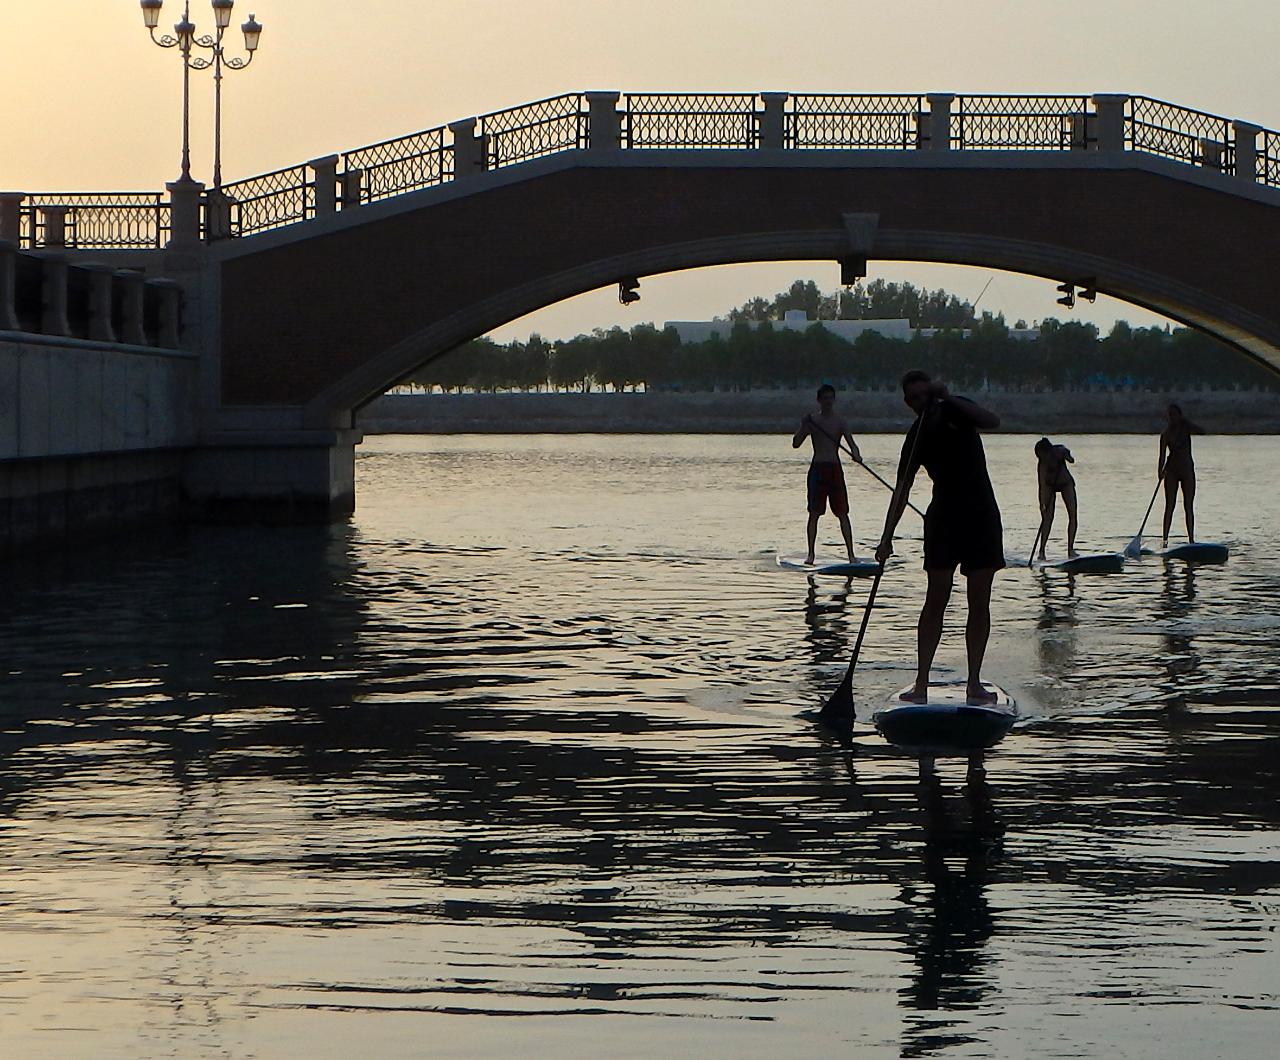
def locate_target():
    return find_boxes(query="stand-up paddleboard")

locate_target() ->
[1032,552,1125,574]
[873,681,1018,756]
[777,554,881,577]
[1156,542,1230,564]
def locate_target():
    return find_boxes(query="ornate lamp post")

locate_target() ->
[140,1,264,189]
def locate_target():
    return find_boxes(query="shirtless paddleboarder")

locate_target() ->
[1159,403,1205,547]
[793,384,863,564]
[876,371,1004,706]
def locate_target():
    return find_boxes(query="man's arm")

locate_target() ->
[841,420,863,463]
[942,394,1000,430]
[792,415,812,449]
[1058,445,1075,464]
[875,426,920,562]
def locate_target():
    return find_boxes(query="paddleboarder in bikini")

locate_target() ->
[793,383,863,565]
[1159,403,1205,547]
[1035,437,1077,560]
[876,371,1004,706]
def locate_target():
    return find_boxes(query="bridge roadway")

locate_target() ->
[1,91,1278,530]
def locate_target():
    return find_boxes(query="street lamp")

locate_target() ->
[140,1,264,188]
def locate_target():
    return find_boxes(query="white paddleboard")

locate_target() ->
[1032,551,1125,574]
[873,681,1018,756]
[1156,541,1229,564]
[777,553,881,577]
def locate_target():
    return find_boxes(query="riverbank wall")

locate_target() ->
[358,389,1280,435]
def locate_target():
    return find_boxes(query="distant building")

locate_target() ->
[665,309,1039,343]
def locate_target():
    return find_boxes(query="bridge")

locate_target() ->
[2,91,1279,547]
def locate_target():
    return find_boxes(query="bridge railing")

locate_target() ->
[480,93,588,167]
[625,94,761,148]
[1127,97,1233,169]
[13,193,170,249]
[7,91,1280,249]
[787,95,925,149]
[342,126,452,205]
[952,95,1092,150]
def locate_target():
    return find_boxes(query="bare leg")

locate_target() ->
[805,513,819,565]
[965,567,997,704]
[1037,490,1055,560]
[837,513,856,562]
[1063,484,1079,557]
[1183,474,1196,543]
[900,567,954,702]
[1161,475,1178,548]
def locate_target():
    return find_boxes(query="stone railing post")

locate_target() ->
[760,92,788,150]
[926,94,954,151]
[39,252,70,336]
[83,263,117,342]
[340,168,364,210]
[147,278,182,348]
[309,154,339,218]
[0,240,17,330]
[0,193,24,244]
[114,269,147,345]
[165,177,205,248]
[204,188,232,241]
[1091,94,1129,152]
[41,205,69,248]
[1198,137,1224,170]
[586,92,622,151]
[449,118,486,179]
[1232,121,1261,182]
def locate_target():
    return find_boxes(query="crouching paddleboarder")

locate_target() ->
[876,371,1004,706]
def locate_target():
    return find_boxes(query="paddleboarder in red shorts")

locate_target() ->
[793,383,863,565]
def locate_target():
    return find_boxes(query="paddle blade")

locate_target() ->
[819,670,855,729]
[1123,533,1143,559]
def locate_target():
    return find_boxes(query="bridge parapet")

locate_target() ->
[8,91,1280,249]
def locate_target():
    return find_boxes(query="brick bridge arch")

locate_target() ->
[209,151,1280,430]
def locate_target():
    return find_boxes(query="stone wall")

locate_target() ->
[0,332,197,555]
[358,389,1280,436]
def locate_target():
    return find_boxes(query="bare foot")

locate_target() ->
[1036,552,1047,562]
[847,553,858,564]
[898,685,928,704]
[804,554,815,566]
[966,684,998,706]
[1068,549,1079,558]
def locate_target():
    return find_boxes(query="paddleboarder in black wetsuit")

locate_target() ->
[1035,437,1077,560]
[876,370,1004,706]
[1159,403,1205,547]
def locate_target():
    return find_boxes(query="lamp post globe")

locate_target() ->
[242,14,262,52]
[140,0,164,30]
[212,0,235,31]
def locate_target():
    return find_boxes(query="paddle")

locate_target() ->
[1026,525,1043,568]
[1124,472,1165,558]
[802,414,927,520]
[819,407,927,728]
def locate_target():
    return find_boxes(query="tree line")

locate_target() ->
[401,279,1278,394]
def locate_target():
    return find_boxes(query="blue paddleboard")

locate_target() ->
[777,554,881,577]
[1033,551,1125,574]
[873,681,1018,756]
[1157,542,1229,564]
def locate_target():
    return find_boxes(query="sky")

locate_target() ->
[3,1,1276,341]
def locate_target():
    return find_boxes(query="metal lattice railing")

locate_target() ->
[480,94,587,168]
[18,193,170,249]
[219,164,314,237]
[624,93,761,148]
[787,95,924,148]
[1128,97,1233,168]
[1261,129,1280,188]
[9,92,1280,249]
[343,126,451,204]
[953,95,1091,150]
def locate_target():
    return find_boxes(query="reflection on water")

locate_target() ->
[0,434,1278,1057]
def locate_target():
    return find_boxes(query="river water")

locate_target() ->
[1,433,1278,1058]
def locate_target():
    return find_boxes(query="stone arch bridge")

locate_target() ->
[3,91,1279,522]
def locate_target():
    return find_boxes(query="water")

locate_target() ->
[1,433,1278,1058]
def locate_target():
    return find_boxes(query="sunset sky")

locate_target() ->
[3,1,1276,341]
